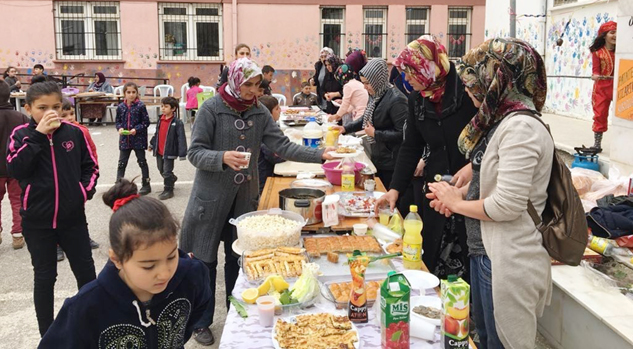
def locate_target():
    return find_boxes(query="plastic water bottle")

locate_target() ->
[302,117,322,148]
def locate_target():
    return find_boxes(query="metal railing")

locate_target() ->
[15,73,170,93]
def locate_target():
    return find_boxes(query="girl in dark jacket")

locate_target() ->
[115,82,151,194]
[333,59,408,190]
[377,36,478,280]
[39,179,211,348]
[7,81,99,336]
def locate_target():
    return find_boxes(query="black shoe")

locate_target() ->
[158,189,174,200]
[57,246,65,262]
[139,178,151,196]
[193,327,215,346]
[89,239,100,249]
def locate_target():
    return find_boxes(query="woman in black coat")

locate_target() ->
[310,47,334,110]
[377,36,477,280]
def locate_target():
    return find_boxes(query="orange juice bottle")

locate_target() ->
[402,205,423,270]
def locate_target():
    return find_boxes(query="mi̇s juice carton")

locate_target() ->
[441,275,470,348]
[380,271,410,349]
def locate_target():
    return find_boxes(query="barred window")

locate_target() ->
[405,7,430,44]
[447,7,472,59]
[363,7,387,59]
[159,3,223,61]
[320,7,345,57]
[54,1,122,60]
[554,0,577,6]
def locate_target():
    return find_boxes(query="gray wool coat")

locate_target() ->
[179,95,324,263]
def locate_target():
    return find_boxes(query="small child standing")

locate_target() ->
[257,95,285,194]
[39,179,211,347]
[60,99,100,250]
[149,97,187,200]
[7,81,99,336]
[185,76,203,121]
[116,82,151,194]
[588,21,617,152]
[293,81,318,107]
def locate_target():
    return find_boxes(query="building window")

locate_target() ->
[405,7,430,44]
[159,3,223,61]
[554,0,577,6]
[320,7,345,57]
[54,1,122,60]
[364,7,387,59]
[447,7,472,59]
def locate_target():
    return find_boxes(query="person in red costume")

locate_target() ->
[589,20,617,152]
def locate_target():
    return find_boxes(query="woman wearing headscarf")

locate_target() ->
[333,59,407,189]
[376,35,478,279]
[180,57,334,345]
[427,38,552,349]
[327,63,368,125]
[344,49,368,77]
[83,72,113,124]
[321,55,344,115]
[310,47,334,110]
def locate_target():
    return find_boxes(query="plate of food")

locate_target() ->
[327,146,362,158]
[411,296,442,326]
[338,191,384,217]
[239,246,308,282]
[272,313,360,349]
[322,278,384,309]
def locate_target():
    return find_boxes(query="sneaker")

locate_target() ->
[12,235,25,249]
[89,238,100,249]
[193,327,215,346]
[158,189,174,200]
[57,246,65,262]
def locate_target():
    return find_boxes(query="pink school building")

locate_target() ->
[0,0,485,99]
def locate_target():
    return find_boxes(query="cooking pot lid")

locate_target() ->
[290,179,333,190]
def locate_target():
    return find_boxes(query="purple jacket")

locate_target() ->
[115,99,150,150]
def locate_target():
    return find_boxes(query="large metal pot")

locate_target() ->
[279,188,325,225]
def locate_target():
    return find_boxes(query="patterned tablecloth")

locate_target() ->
[219,258,474,349]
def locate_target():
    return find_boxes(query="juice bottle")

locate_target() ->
[348,251,370,323]
[380,271,411,349]
[341,157,356,192]
[441,275,470,349]
[324,127,340,147]
[402,205,423,270]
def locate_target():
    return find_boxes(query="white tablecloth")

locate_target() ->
[218,258,473,348]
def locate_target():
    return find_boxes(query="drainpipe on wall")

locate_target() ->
[510,0,516,37]
[232,0,238,51]
[543,0,549,58]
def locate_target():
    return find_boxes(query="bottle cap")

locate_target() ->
[308,117,316,122]
[409,205,418,213]
[447,274,458,282]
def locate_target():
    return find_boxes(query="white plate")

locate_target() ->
[232,239,247,255]
[327,150,362,158]
[410,296,442,326]
[399,270,440,290]
[271,315,360,349]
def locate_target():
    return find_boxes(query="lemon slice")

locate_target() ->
[272,276,289,292]
[241,288,259,304]
[258,279,271,296]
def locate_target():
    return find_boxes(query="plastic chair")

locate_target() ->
[179,83,190,121]
[138,86,147,97]
[106,85,124,122]
[154,84,174,98]
[272,93,287,106]
[201,85,216,95]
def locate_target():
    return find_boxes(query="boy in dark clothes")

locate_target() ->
[149,97,187,200]
[293,81,318,107]
[257,95,285,194]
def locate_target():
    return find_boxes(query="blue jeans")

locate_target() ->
[470,255,504,349]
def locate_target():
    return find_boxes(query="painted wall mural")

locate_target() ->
[545,12,615,119]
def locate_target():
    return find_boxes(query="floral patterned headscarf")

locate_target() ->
[219,57,262,112]
[335,64,356,86]
[393,35,450,103]
[320,47,335,60]
[456,38,547,158]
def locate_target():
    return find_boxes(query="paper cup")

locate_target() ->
[353,223,368,236]
[239,152,251,170]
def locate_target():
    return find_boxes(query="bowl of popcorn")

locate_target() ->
[230,208,307,252]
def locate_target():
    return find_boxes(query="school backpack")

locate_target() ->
[523,112,589,266]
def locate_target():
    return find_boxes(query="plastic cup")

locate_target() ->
[353,223,368,236]
[49,119,61,128]
[239,152,251,170]
[364,179,376,192]
[256,295,275,327]
[379,207,393,226]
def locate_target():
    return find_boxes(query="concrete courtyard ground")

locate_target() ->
[0,113,600,348]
